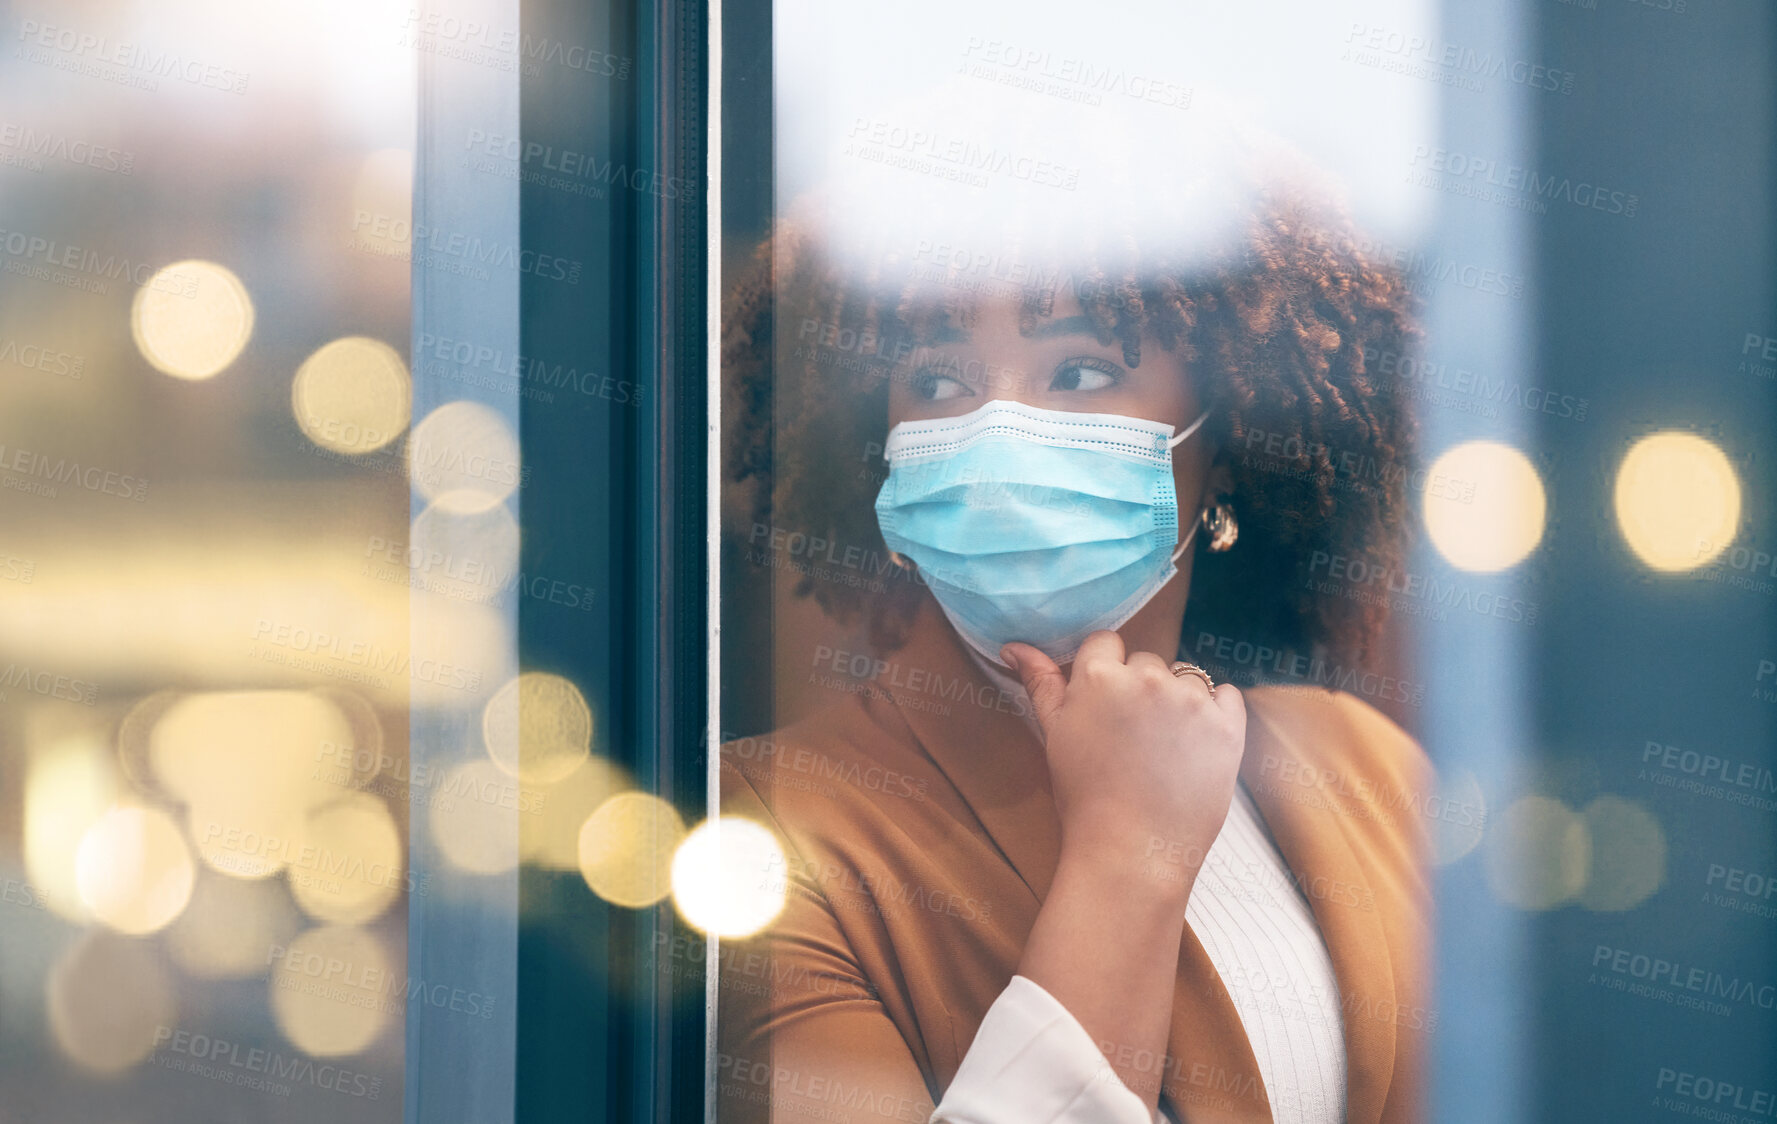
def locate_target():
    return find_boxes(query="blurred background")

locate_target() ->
[0,0,426,1119]
[0,0,714,1120]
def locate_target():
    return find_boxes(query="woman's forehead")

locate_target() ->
[882,272,1102,343]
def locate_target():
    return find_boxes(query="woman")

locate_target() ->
[716,161,1436,1123]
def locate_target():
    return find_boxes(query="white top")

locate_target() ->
[931,653,1348,1124]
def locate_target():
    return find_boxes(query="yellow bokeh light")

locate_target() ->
[130,259,254,380]
[1424,440,1547,573]
[1577,795,1666,911]
[48,932,176,1074]
[152,691,358,880]
[522,755,631,870]
[428,759,521,875]
[166,873,301,980]
[406,401,522,514]
[483,672,593,785]
[152,690,355,810]
[24,736,117,921]
[1614,431,1742,572]
[579,792,686,908]
[75,805,195,935]
[269,925,390,1056]
[671,817,788,938]
[292,336,414,455]
[117,690,182,797]
[410,501,522,605]
[312,688,387,789]
[186,793,306,881]
[289,793,404,924]
[1482,794,1590,911]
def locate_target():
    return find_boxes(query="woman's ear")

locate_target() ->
[1200,456,1235,507]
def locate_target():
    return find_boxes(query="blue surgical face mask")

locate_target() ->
[874,398,1211,667]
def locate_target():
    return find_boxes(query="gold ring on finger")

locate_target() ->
[1169,661,1216,696]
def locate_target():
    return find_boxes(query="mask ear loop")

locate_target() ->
[1169,517,1200,564]
[1166,408,1212,564]
[1166,407,1211,449]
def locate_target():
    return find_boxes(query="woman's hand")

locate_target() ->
[999,630,1247,1108]
[1003,629,1247,901]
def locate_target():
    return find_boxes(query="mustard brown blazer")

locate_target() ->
[717,593,1437,1124]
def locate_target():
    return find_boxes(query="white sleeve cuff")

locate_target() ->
[930,975,1154,1124]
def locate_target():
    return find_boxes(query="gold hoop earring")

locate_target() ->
[1200,501,1238,553]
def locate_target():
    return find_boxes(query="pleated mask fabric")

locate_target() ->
[875,399,1210,666]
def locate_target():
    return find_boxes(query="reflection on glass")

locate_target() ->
[47,932,178,1074]
[268,924,392,1056]
[671,816,787,938]
[482,670,593,784]
[292,336,414,455]
[74,803,195,934]
[1614,430,1741,572]
[0,0,416,1114]
[1423,439,1546,573]
[129,260,254,381]
[579,791,685,908]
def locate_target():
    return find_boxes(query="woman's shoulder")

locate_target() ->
[1241,685,1440,908]
[1241,683,1435,797]
[716,699,945,837]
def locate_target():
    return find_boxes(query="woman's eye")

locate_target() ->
[911,370,975,401]
[1050,357,1122,392]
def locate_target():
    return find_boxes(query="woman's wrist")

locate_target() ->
[1021,841,1196,1114]
[1053,822,1201,913]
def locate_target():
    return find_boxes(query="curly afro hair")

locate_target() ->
[722,176,1423,671]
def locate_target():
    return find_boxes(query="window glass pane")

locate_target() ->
[714,4,1777,1123]
[0,2,425,1121]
